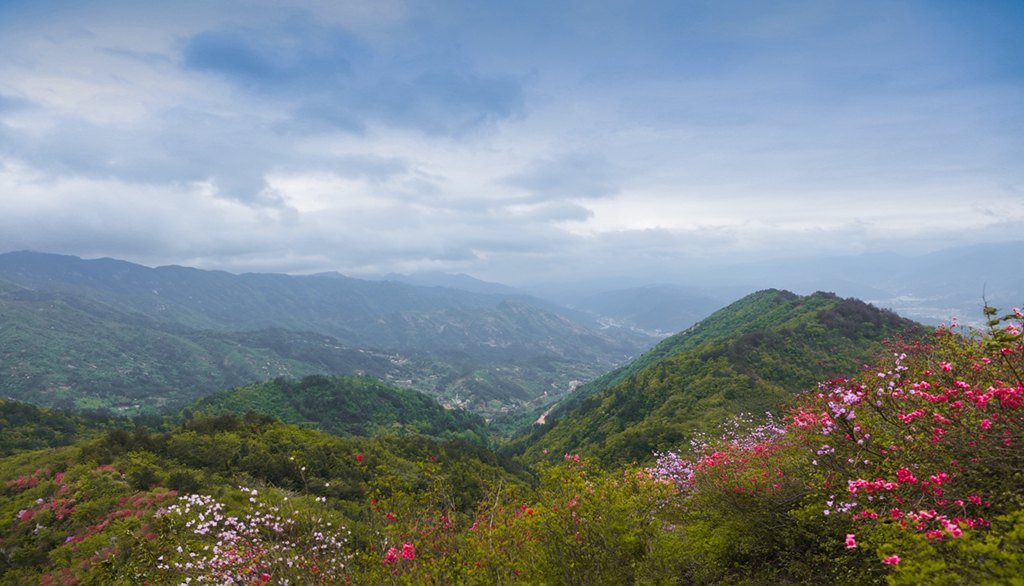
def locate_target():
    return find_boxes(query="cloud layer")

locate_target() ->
[0,0,1021,284]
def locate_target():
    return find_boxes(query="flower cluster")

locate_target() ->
[656,307,1023,573]
[156,487,352,585]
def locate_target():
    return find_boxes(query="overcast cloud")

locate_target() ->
[0,0,1021,284]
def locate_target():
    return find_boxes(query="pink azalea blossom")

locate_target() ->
[401,542,415,560]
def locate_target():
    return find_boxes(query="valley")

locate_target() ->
[0,250,1021,584]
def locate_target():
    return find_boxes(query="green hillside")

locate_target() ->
[185,375,489,443]
[0,400,126,457]
[0,412,530,585]
[1,279,625,416]
[0,251,651,363]
[0,296,1020,585]
[0,282,394,413]
[512,290,921,465]
[0,252,655,416]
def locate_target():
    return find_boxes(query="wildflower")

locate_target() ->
[401,542,415,559]
[845,533,857,548]
[882,555,901,565]
[356,454,364,462]
[261,573,271,582]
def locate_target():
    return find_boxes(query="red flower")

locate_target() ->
[356,453,364,462]
[260,573,271,582]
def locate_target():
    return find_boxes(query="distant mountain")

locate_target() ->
[679,242,1024,326]
[512,290,921,466]
[532,242,1022,332]
[0,252,655,416]
[185,375,489,442]
[571,284,729,334]
[368,271,523,296]
[0,279,398,412]
[0,251,648,360]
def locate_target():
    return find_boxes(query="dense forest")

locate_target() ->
[1,289,1021,584]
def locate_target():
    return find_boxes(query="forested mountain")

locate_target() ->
[512,289,922,465]
[0,280,398,412]
[184,375,489,443]
[0,251,648,361]
[1,285,1021,584]
[0,399,124,457]
[2,311,1021,584]
[0,251,656,416]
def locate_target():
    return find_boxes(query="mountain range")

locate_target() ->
[0,251,657,416]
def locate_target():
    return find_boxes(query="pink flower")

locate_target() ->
[401,542,415,560]
[383,547,398,565]
[895,468,918,484]
[882,555,901,565]
[940,361,953,372]
[845,533,857,549]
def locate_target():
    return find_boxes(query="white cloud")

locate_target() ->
[0,0,1020,284]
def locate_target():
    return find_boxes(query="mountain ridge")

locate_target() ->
[510,289,922,465]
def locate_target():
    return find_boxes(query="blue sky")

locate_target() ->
[0,0,1021,284]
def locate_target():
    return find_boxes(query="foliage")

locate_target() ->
[0,252,655,417]
[0,400,124,457]
[183,375,490,444]
[2,280,1020,585]
[0,413,530,584]
[646,306,1024,584]
[513,290,920,467]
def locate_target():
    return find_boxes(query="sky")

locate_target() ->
[0,0,1021,285]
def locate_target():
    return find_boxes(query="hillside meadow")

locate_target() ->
[0,297,1020,583]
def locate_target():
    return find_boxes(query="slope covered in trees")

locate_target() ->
[184,375,489,443]
[0,252,654,416]
[512,290,921,466]
[0,251,650,362]
[0,281,397,412]
[0,400,124,457]
[1,309,1021,584]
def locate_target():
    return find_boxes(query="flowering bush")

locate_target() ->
[646,306,1024,583]
[153,487,353,585]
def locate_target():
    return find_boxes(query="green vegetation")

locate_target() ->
[0,413,530,584]
[0,253,655,417]
[2,274,1020,584]
[0,400,124,457]
[510,290,921,466]
[185,375,490,443]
